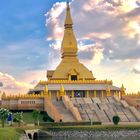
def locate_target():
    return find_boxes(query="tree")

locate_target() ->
[32,110,40,126]
[13,112,23,127]
[0,108,11,128]
[112,116,120,125]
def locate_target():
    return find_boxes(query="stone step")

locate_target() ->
[52,100,76,122]
[71,97,140,123]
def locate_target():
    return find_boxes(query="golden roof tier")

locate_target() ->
[47,2,95,80]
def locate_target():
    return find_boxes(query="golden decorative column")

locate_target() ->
[94,90,97,98]
[121,84,126,96]
[57,91,59,100]
[72,90,74,98]
[106,85,111,97]
[60,84,65,99]
[86,90,89,97]
[49,91,52,99]
[44,85,49,98]
[101,90,104,97]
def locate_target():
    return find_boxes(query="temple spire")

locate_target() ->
[61,1,78,58]
[65,0,73,28]
[47,1,95,80]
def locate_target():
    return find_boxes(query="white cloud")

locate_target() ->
[0,72,34,94]
[84,32,112,40]
[78,43,104,64]
[45,2,66,40]
[45,2,66,24]
[132,64,140,74]
[91,59,140,92]
[132,68,140,74]
[92,47,104,65]
[123,21,140,38]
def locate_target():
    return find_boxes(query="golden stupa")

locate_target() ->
[30,1,121,98]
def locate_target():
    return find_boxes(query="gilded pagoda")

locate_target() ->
[29,1,121,98]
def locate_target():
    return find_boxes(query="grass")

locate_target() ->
[0,127,21,140]
[22,112,44,123]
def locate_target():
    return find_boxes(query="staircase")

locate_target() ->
[52,100,76,122]
[70,96,139,123]
[44,98,62,122]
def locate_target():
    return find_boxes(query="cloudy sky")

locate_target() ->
[0,0,140,94]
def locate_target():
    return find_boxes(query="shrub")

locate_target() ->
[43,115,48,122]
[13,112,23,127]
[112,116,120,125]
[32,110,40,125]
[42,112,54,122]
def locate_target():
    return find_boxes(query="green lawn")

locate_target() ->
[0,127,21,140]
[22,112,44,123]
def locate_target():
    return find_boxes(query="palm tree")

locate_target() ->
[0,108,11,128]
[32,110,40,126]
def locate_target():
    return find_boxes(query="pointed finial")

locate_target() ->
[65,0,73,26]
[1,92,6,99]
[66,0,70,11]
[121,84,125,91]
[121,84,126,96]
[67,0,69,4]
